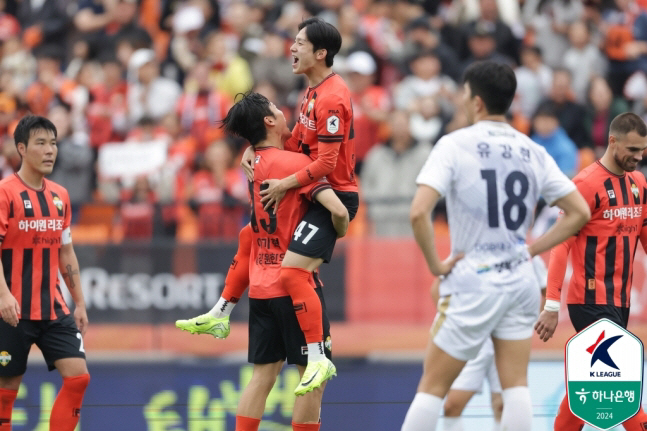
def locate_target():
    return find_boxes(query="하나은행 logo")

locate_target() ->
[566,318,644,430]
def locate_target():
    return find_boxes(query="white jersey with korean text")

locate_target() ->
[416,121,576,295]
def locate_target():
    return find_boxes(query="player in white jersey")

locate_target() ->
[438,256,548,431]
[401,61,591,431]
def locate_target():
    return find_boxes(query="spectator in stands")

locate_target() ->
[251,30,300,109]
[0,29,36,96]
[344,51,390,174]
[48,104,94,223]
[176,60,231,152]
[26,44,76,116]
[394,51,455,112]
[392,17,461,81]
[0,136,20,180]
[523,0,583,68]
[87,52,128,147]
[167,5,205,82]
[337,5,373,59]
[15,0,69,50]
[541,68,593,150]
[584,76,630,158]
[531,101,578,178]
[461,0,520,63]
[188,139,247,239]
[409,96,446,146]
[514,45,552,120]
[361,110,431,237]
[459,22,514,76]
[603,0,647,95]
[127,48,181,126]
[203,30,253,100]
[564,20,608,103]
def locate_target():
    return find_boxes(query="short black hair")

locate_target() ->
[463,61,516,115]
[610,112,647,138]
[13,115,57,149]
[221,92,274,146]
[298,18,342,68]
[533,100,558,120]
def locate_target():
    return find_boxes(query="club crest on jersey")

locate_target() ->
[632,183,639,200]
[0,351,11,366]
[52,196,63,211]
[307,99,314,115]
[23,200,32,209]
[326,115,339,134]
[608,190,616,199]
[254,155,261,164]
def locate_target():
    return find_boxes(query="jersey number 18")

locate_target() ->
[481,169,529,230]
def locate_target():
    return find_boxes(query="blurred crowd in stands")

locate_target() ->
[0,0,646,240]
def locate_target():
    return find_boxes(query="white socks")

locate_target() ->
[443,417,463,431]
[208,297,235,318]
[401,392,443,431]
[307,341,326,361]
[501,386,532,431]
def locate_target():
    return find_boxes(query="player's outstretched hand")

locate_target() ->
[0,291,20,327]
[240,146,256,181]
[74,305,89,336]
[435,253,464,276]
[260,179,286,213]
[534,310,558,342]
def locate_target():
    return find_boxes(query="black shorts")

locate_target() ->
[568,304,630,332]
[288,191,359,263]
[0,314,86,376]
[248,287,332,366]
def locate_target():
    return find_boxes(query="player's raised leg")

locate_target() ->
[176,224,253,338]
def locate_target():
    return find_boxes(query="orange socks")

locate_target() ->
[222,224,253,302]
[280,267,323,344]
[292,422,320,431]
[235,415,260,431]
[623,408,647,430]
[49,374,90,431]
[553,395,584,431]
[0,388,17,431]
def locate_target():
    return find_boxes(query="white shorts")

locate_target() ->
[431,283,540,361]
[450,338,502,393]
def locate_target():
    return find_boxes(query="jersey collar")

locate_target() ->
[596,160,626,178]
[309,73,336,91]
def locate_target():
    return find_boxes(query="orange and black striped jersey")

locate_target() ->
[547,161,647,307]
[0,174,71,320]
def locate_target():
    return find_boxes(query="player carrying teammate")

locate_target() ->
[0,115,90,431]
[178,18,358,396]
[222,92,348,431]
[535,112,647,430]
[401,61,591,431]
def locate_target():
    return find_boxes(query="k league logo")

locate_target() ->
[566,319,644,430]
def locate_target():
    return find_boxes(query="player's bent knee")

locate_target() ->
[443,395,467,417]
[0,375,23,391]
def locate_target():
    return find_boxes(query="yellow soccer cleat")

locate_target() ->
[175,314,230,339]
[294,357,337,396]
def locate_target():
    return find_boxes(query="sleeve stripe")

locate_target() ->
[643,219,647,227]
[310,184,332,200]
[318,136,344,143]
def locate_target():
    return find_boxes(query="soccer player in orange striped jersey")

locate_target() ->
[0,115,89,431]
[535,112,647,430]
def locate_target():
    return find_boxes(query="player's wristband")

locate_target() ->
[543,299,560,312]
